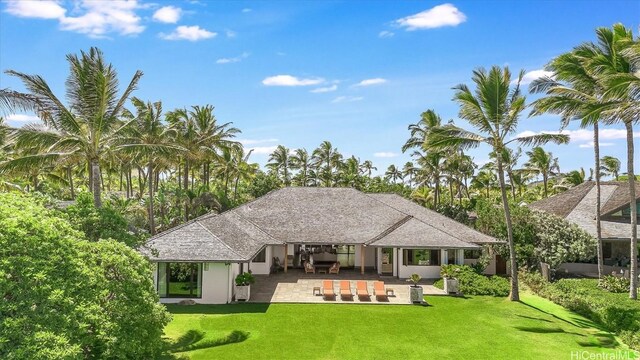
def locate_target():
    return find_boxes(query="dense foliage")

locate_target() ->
[0,193,170,359]
[475,200,596,269]
[434,265,510,297]
[599,275,631,294]
[521,272,640,350]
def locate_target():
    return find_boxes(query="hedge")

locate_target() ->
[434,265,510,297]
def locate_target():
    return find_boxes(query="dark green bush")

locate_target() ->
[599,275,631,293]
[520,272,640,351]
[434,265,509,297]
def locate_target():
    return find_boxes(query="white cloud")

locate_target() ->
[153,6,181,23]
[516,128,640,147]
[310,84,338,93]
[59,0,145,37]
[248,145,278,155]
[242,8,252,13]
[161,25,216,41]
[239,138,279,145]
[378,30,394,38]
[216,52,249,64]
[262,75,324,86]
[395,3,466,30]
[5,0,66,19]
[331,96,364,103]
[6,114,40,122]
[374,152,399,158]
[354,78,387,87]
[518,69,554,85]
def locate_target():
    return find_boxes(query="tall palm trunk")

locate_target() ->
[183,160,189,221]
[148,159,155,236]
[542,172,548,198]
[67,167,75,200]
[91,159,102,208]
[594,123,604,280]
[625,120,637,300]
[496,154,519,301]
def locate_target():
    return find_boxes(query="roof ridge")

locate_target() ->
[366,215,412,245]
[366,192,490,245]
[195,221,245,260]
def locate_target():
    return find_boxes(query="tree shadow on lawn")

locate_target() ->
[514,326,585,336]
[165,303,270,315]
[159,329,250,359]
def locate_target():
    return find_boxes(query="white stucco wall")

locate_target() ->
[158,262,233,304]
[397,248,445,279]
[464,254,497,275]
[248,246,272,275]
[354,245,376,268]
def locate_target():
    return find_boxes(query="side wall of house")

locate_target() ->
[158,262,233,305]
[248,246,272,275]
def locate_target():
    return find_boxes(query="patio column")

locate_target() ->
[284,244,288,273]
[361,245,365,275]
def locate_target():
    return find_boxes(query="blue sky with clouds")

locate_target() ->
[0,0,638,175]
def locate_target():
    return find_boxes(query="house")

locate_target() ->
[140,187,502,304]
[530,181,639,274]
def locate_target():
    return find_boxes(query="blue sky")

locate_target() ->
[0,0,638,176]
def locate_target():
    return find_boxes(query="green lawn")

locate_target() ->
[163,293,638,360]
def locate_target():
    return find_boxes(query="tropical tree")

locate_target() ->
[311,141,343,187]
[427,66,570,301]
[2,47,142,207]
[402,161,418,187]
[524,147,560,198]
[360,160,377,177]
[385,164,403,184]
[601,156,621,180]
[267,145,292,186]
[402,110,443,152]
[291,148,312,186]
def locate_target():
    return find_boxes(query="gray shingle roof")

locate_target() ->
[141,187,498,262]
[367,193,501,244]
[530,181,639,240]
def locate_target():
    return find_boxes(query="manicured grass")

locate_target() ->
[163,294,638,360]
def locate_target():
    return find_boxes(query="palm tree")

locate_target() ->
[402,110,443,152]
[427,66,569,301]
[524,147,560,198]
[119,98,182,235]
[601,156,621,180]
[412,150,445,206]
[340,156,363,188]
[402,161,418,187]
[2,47,142,207]
[556,168,587,189]
[267,145,292,185]
[589,24,638,299]
[360,160,377,177]
[384,164,402,184]
[472,168,497,198]
[311,141,342,187]
[291,148,311,186]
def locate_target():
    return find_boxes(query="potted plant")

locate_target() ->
[441,265,460,295]
[235,272,255,301]
[406,273,423,303]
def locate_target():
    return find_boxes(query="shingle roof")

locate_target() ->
[141,187,498,262]
[530,181,639,240]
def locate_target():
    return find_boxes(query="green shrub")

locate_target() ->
[434,265,509,297]
[599,275,631,293]
[0,193,171,359]
[520,272,640,351]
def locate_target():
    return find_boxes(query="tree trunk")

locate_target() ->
[434,176,440,206]
[543,172,548,198]
[449,180,454,204]
[91,159,102,208]
[183,160,189,221]
[148,159,155,236]
[594,123,604,280]
[625,120,637,300]
[496,154,519,301]
[67,167,75,200]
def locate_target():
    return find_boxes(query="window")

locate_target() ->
[447,249,459,265]
[253,248,266,263]
[402,249,440,266]
[157,262,202,298]
[464,249,482,260]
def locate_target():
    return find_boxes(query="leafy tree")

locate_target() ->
[524,146,560,198]
[601,155,621,180]
[311,141,343,187]
[267,145,292,186]
[246,170,281,198]
[0,192,170,359]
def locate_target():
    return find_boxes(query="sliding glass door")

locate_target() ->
[157,262,202,298]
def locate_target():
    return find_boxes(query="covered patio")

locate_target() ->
[249,270,445,304]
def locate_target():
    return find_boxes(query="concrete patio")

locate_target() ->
[247,269,446,304]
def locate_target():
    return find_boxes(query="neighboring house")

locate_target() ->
[140,187,502,304]
[530,181,640,272]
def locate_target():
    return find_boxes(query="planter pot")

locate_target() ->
[444,278,459,295]
[235,285,251,301]
[409,286,423,303]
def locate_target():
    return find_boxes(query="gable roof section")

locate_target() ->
[367,193,500,244]
[368,217,480,249]
[601,181,639,215]
[529,181,594,218]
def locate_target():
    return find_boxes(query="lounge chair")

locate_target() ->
[323,280,335,300]
[328,262,340,274]
[340,280,353,300]
[374,281,388,301]
[304,261,315,274]
[356,281,370,300]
